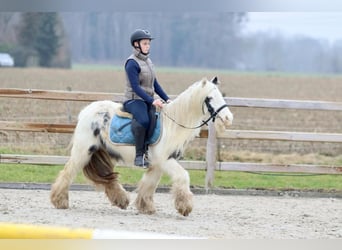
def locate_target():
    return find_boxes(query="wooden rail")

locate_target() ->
[1,88,342,184]
[2,88,342,142]
[0,88,115,102]
[1,88,342,110]
[226,97,342,110]
[1,121,342,143]
[0,121,75,133]
[1,154,341,174]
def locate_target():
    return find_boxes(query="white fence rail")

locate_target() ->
[1,88,342,188]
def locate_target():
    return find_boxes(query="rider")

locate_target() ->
[123,29,171,168]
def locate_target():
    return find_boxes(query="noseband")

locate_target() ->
[163,96,228,129]
[203,97,228,123]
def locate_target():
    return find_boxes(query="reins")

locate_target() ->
[161,98,228,130]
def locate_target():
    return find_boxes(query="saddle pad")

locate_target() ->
[109,113,161,145]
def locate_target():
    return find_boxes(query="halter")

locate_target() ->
[162,96,228,130]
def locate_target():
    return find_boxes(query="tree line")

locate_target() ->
[1,12,342,74]
[0,12,70,68]
[60,12,246,69]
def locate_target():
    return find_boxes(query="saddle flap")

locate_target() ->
[109,113,162,145]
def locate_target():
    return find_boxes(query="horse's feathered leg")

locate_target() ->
[135,166,163,214]
[50,143,92,209]
[162,158,193,216]
[51,107,107,209]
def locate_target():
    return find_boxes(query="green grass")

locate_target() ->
[1,148,342,191]
[1,163,342,191]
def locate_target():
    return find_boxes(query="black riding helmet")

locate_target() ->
[130,29,154,47]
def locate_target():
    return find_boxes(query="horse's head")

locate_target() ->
[202,77,233,133]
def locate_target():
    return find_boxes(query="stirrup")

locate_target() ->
[134,155,149,168]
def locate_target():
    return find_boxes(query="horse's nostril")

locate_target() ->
[225,116,233,126]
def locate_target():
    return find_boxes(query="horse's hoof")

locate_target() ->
[138,208,156,215]
[135,196,156,215]
[178,207,192,217]
[175,192,193,216]
[51,198,69,209]
[115,196,130,210]
[56,203,69,209]
[50,191,69,209]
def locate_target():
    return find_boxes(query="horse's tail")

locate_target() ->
[74,101,121,186]
[83,147,119,185]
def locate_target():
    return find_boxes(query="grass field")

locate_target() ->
[0,66,342,189]
[1,163,342,191]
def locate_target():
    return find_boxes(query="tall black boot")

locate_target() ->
[131,119,149,168]
[144,105,156,158]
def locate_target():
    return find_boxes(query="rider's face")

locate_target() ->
[137,39,151,54]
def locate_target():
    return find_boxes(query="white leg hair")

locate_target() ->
[135,165,163,214]
[162,158,193,216]
[50,140,93,209]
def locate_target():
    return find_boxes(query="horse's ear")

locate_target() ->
[201,78,208,86]
[211,76,220,85]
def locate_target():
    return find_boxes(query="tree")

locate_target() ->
[16,12,62,67]
[17,13,41,49]
[35,13,60,67]
[60,12,247,68]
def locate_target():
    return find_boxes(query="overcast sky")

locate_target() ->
[244,12,342,43]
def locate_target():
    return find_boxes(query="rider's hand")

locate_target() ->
[152,99,164,109]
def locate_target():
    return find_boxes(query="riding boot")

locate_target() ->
[143,105,156,162]
[131,120,149,168]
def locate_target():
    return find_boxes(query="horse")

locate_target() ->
[50,77,233,216]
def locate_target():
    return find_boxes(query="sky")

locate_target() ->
[244,12,342,43]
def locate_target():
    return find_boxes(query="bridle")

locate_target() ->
[162,96,228,130]
[203,97,228,123]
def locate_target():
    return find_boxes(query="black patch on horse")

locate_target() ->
[99,135,124,162]
[106,148,124,162]
[103,112,110,125]
[88,145,98,154]
[91,122,100,136]
[168,150,183,160]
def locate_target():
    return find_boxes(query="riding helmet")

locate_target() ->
[130,29,154,46]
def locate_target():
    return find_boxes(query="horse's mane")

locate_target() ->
[155,78,215,158]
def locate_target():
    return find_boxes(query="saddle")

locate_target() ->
[109,106,162,145]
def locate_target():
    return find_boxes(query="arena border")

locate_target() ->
[0,223,196,239]
[0,182,341,199]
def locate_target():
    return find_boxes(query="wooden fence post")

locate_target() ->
[205,121,216,190]
[66,86,72,123]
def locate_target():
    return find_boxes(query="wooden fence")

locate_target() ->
[1,88,342,188]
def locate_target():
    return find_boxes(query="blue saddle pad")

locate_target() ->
[109,113,161,145]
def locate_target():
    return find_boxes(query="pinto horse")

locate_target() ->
[50,77,233,216]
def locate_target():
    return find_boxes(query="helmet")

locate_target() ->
[130,29,154,46]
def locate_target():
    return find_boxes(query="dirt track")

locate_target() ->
[0,188,341,239]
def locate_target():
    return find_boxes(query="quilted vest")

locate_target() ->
[124,50,156,101]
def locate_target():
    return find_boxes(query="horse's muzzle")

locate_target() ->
[215,112,233,133]
[226,112,234,127]
[220,110,233,128]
